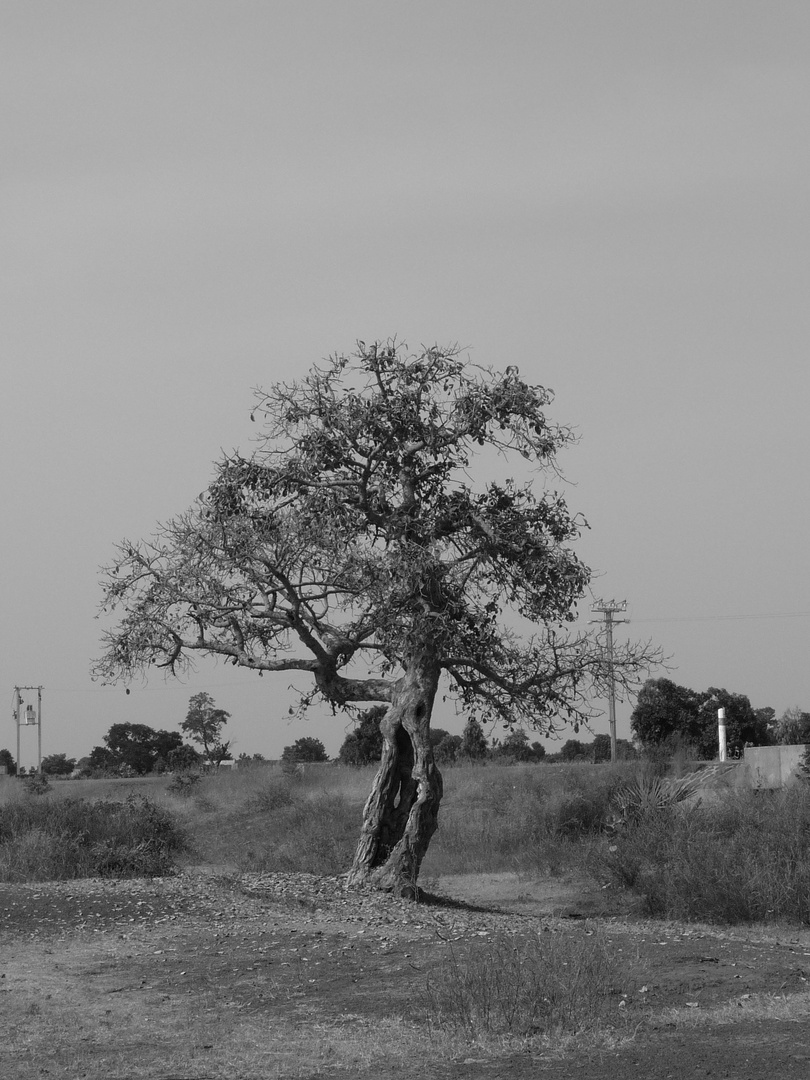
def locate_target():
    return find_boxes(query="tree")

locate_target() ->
[338,706,386,765]
[282,737,329,763]
[630,678,701,754]
[493,729,543,762]
[182,692,232,767]
[433,733,463,764]
[460,717,489,760]
[0,749,16,776]
[695,688,771,758]
[631,679,772,759]
[99,723,183,774]
[167,744,202,772]
[754,706,776,737]
[591,733,612,763]
[773,706,810,746]
[558,738,588,761]
[95,341,658,896]
[237,752,267,766]
[88,745,118,773]
[41,753,76,776]
[614,738,637,761]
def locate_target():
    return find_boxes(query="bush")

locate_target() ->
[22,774,52,796]
[0,795,187,882]
[168,772,201,797]
[601,785,810,923]
[425,929,622,1037]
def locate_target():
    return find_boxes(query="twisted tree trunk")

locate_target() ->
[347,653,443,898]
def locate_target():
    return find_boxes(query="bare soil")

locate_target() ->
[2,869,810,1079]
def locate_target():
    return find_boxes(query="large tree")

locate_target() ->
[94,722,183,775]
[95,341,657,895]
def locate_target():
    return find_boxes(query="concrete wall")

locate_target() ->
[744,744,808,789]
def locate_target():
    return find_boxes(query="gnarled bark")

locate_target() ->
[347,654,443,898]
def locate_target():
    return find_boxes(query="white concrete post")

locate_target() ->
[718,707,727,762]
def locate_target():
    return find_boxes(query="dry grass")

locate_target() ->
[602,784,810,924]
[424,928,622,1036]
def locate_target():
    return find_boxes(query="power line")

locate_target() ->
[632,611,810,624]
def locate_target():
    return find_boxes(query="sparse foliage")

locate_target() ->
[95,341,659,894]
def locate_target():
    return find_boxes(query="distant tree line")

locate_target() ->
[0,693,234,778]
[630,678,807,758]
[3,680,804,778]
[333,708,632,767]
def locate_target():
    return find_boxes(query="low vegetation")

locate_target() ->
[603,783,810,923]
[4,760,810,925]
[425,929,621,1037]
[0,790,186,882]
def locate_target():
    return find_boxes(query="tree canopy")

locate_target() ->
[772,706,810,746]
[631,678,773,758]
[90,722,183,775]
[282,737,329,763]
[95,341,658,894]
[41,753,76,776]
[338,706,386,765]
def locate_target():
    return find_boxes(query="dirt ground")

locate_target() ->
[2,869,810,1079]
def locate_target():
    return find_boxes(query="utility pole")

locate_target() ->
[12,686,43,775]
[590,601,628,763]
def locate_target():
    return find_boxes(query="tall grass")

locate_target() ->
[601,784,810,923]
[421,763,635,877]
[168,764,374,873]
[0,793,186,882]
[9,761,810,927]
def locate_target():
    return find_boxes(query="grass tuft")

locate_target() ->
[425,929,623,1037]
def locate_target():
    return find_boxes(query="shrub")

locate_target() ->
[22,774,52,796]
[0,795,187,882]
[168,772,201,797]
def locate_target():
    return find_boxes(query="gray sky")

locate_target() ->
[3,1,809,765]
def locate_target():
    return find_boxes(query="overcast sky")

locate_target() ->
[2,1,809,766]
